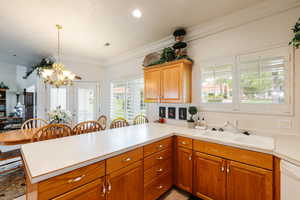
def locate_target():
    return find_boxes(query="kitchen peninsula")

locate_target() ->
[22,123,300,200]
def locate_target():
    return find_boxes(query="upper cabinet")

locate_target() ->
[144,59,192,103]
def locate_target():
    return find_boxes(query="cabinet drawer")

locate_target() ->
[144,158,172,186]
[106,147,143,174]
[193,140,273,170]
[176,136,192,149]
[144,148,172,170]
[39,161,105,200]
[51,178,106,200]
[144,172,173,200]
[144,137,173,157]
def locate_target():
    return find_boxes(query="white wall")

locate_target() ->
[101,5,300,136]
[0,62,18,113]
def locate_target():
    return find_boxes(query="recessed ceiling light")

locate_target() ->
[104,42,111,47]
[132,9,142,18]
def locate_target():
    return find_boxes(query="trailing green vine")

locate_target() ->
[23,57,55,79]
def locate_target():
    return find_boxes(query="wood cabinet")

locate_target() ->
[175,147,193,193]
[193,152,226,200]
[25,136,276,200]
[106,161,144,200]
[52,178,106,200]
[144,59,192,103]
[226,161,273,200]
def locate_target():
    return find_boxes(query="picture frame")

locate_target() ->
[159,107,166,118]
[168,107,176,119]
[179,107,187,120]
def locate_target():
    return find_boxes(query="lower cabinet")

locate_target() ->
[193,152,226,200]
[193,151,273,200]
[52,178,106,200]
[226,160,273,200]
[106,161,144,200]
[175,146,193,193]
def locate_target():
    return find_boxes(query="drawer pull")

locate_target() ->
[156,156,164,160]
[156,168,164,172]
[157,185,164,189]
[226,163,230,173]
[157,144,164,149]
[181,141,188,145]
[123,157,132,162]
[188,155,192,161]
[68,175,85,183]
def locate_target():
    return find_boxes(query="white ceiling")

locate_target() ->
[0,0,264,66]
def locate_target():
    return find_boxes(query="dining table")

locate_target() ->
[0,129,37,145]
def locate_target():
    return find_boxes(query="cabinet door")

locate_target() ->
[175,147,193,193]
[144,69,161,102]
[107,162,144,200]
[52,178,106,200]
[161,65,181,102]
[193,152,226,200]
[227,161,273,200]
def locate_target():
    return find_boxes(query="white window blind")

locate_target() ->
[200,46,292,115]
[201,64,233,103]
[239,56,286,104]
[110,78,146,121]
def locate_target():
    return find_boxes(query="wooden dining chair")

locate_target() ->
[72,121,104,135]
[21,118,48,132]
[110,117,129,129]
[97,115,108,130]
[133,115,149,125]
[31,124,72,142]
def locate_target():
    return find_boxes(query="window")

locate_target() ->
[201,63,233,103]
[77,88,95,122]
[110,78,146,121]
[200,47,292,115]
[50,87,67,110]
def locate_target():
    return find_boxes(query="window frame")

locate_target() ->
[110,76,146,122]
[199,46,294,116]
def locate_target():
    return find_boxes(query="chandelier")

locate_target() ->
[40,25,76,88]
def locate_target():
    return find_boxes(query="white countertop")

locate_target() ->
[21,123,300,184]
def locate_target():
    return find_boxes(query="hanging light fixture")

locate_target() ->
[40,24,76,87]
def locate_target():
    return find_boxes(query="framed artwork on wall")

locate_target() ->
[168,107,176,119]
[159,107,166,118]
[179,107,187,120]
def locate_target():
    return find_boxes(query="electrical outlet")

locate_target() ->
[278,120,292,129]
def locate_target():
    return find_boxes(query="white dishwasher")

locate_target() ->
[281,160,300,200]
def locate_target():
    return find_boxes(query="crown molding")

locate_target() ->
[102,0,300,67]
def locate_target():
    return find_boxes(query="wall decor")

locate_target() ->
[159,107,166,118]
[143,28,193,67]
[179,107,187,120]
[289,17,300,49]
[168,107,176,119]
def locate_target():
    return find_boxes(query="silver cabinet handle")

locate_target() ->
[123,157,131,162]
[157,185,164,189]
[156,168,163,172]
[226,163,230,173]
[68,175,85,183]
[188,155,192,161]
[157,144,164,149]
[156,156,164,160]
[107,179,112,194]
[101,181,106,196]
[181,141,187,145]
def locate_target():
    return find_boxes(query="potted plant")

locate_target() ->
[187,106,198,128]
[47,106,72,124]
[289,17,300,49]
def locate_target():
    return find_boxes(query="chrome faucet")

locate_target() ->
[223,120,251,135]
[223,120,241,133]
